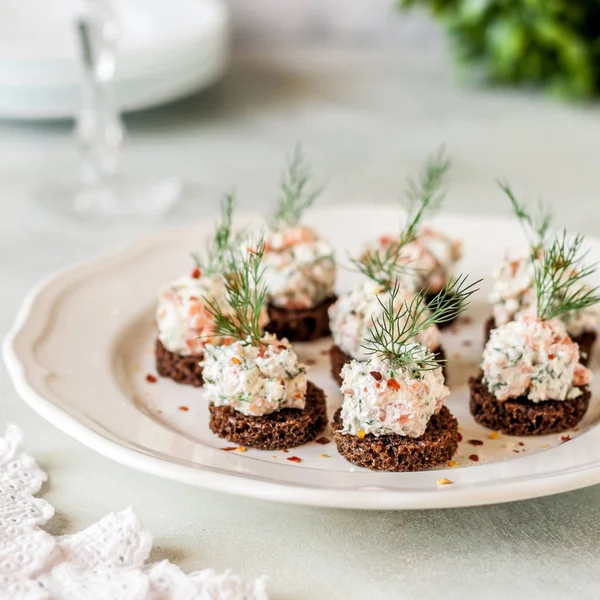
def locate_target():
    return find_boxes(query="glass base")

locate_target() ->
[41,174,182,221]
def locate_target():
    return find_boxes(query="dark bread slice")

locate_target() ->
[469,374,590,436]
[332,406,458,472]
[156,339,203,387]
[265,296,336,342]
[209,381,327,450]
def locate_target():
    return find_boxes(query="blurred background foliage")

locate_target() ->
[400,0,600,100]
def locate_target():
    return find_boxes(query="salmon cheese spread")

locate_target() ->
[482,315,591,403]
[202,334,307,416]
[339,348,449,438]
[263,224,336,310]
[156,272,233,357]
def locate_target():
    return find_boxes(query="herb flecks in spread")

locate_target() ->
[340,352,449,437]
[483,234,598,402]
[361,148,462,293]
[263,145,336,310]
[483,317,590,403]
[202,334,307,416]
[203,239,308,416]
[340,277,478,437]
[490,185,600,335]
[156,194,246,356]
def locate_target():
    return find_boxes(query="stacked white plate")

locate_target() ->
[0,0,230,120]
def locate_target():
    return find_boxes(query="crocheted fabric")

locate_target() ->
[0,425,268,600]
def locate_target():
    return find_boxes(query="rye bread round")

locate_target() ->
[469,374,590,436]
[484,316,596,366]
[208,381,327,450]
[332,406,458,472]
[329,344,448,386]
[155,339,203,387]
[265,296,337,342]
[425,290,460,330]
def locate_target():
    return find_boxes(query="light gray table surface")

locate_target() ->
[2,43,600,600]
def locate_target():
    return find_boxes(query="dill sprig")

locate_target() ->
[498,180,552,251]
[191,193,242,275]
[350,243,413,291]
[362,275,480,377]
[534,231,600,321]
[204,237,267,346]
[401,146,450,245]
[272,144,323,229]
[351,151,449,290]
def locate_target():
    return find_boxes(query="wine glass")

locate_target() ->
[49,0,181,220]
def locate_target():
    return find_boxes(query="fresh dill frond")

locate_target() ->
[361,275,480,377]
[272,144,323,229]
[191,193,243,275]
[204,236,267,346]
[350,243,413,291]
[498,180,552,251]
[401,146,451,244]
[534,231,600,321]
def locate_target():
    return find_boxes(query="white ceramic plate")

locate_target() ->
[0,0,229,120]
[5,207,600,509]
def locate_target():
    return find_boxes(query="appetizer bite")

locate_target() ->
[472,233,600,436]
[263,146,337,342]
[202,239,327,450]
[329,196,452,386]
[488,183,600,364]
[333,277,478,471]
[155,195,265,387]
[361,148,462,326]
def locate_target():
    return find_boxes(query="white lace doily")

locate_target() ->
[0,425,268,600]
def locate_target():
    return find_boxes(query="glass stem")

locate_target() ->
[74,0,124,187]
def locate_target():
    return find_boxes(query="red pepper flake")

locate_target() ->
[548,354,555,360]
[457,432,463,442]
[178,406,189,412]
[222,447,238,452]
[469,454,479,462]
[513,449,520,453]
[518,441,525,446]
[146,374,158,383]
[191,267,201,279]
[287,456,302,463]
[386,378,400,391]
[461,340,472,347]
[282,448,289,453]
[370,371,382,381]
[315,437,330,445]
[468,439,484,446]
[560,435,571,443]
